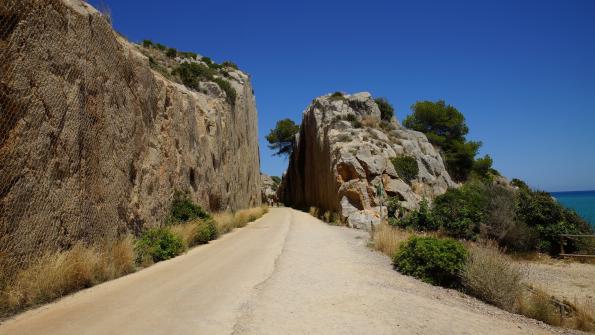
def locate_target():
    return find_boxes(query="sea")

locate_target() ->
[551,190,595,229]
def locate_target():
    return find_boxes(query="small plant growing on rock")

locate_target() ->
[166,47,177,58]
[393,236,467,288]
[221,61,239,69]
[142,39,154,48]
[169,191,211,224]
[374,97,394,121]
[391,156,419,184]
[330,92,345,101]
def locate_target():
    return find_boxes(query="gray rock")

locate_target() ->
[279,92,456,230]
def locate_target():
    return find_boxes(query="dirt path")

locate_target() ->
[0,208,568,334]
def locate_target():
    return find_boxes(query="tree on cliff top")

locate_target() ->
[404,100,484,182]
[266,119,300,157]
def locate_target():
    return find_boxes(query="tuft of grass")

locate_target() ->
[371,224,415,258]
[518,288,562,327]
[0,238,135,315]
[462,243,522,312]
[361,115,380,128]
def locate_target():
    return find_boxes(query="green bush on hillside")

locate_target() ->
[516,188,592,254]
[135,228,185,264]
[432,180,489,239]
[398,199,438,231]
[391,156,419,184]
[374,97,394,121]
[393,236,467,288]
[169,191,211,224]
[193,219,219,245]
[166,48,177,58]
[142,39,153,48]
[172,63,237,107]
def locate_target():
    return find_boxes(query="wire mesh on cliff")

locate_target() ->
[0,0,128,281]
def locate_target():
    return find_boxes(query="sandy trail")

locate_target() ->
[0,208,565,335]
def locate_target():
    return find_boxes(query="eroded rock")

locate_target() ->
[279,92,456,229]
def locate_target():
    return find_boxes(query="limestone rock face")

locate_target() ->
[0,0,261,264]
[278,92,455,230]
[261,173,278,203]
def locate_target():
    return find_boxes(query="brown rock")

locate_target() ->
[0,0,261,267]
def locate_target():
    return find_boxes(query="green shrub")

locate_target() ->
[155,43,166,51]
[213,78,237,107]
[193,219,218,245]
[391,156,419,184]
[516,187,592,254]
[385,196,401,218]
[169,191,211,224]
[179,51,198,59]
[172,63,236,107]
[374,97,394,121]
[135,228,185,264]
[393,236,467,287]
[330,92,345,101]
[142,39,153,48]
[221,61,239,69]
[399,199,438,231]
[433,180,489,239]
[166,48,177,58]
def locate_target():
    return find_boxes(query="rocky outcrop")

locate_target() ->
[0,0,261,265]
[279,92,455,229]
[260,174,278,204]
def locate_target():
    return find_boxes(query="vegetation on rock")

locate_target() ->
[374,97,395,121]
[390,155,419,184]
[404,100,486,182]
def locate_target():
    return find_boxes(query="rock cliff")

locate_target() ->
[278,92,455,229]
[0,0,261,265]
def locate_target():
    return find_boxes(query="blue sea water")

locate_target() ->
[551,190,595,229]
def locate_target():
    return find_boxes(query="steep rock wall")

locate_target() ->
[279,92,455,229]
[0,0,261,264]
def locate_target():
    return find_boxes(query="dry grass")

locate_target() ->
[361,115,380,128]
[462,243,523,312]
[519,287,563,327]
[0,237,135,316]
[371,223,415,257]
[571,298,595,332]
[169,222,199,248]
[213,206,269,235]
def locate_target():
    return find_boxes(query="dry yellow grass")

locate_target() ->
[371,223,415,257]
[0,237,135,315]
[462,243,522,312]
[169,222,198,248]
[361,115,380,128]
[214,206,269,235]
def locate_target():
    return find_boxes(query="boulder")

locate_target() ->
[279,92,456,230]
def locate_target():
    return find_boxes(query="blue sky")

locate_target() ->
[89,0,595,192]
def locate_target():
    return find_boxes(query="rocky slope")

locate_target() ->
[0,0,260,267]
[278,92,455,229]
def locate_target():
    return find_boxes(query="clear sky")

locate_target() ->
[89,0,595,192]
